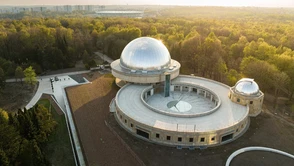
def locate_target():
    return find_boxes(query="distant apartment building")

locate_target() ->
[53,6,64,12]
[95,11,144,18]
[64,5,73,13]
[85,5,94,12]
[31,7,47,12]
[74,5,84,11]
[0,5,99,14]
[18,8,30,12]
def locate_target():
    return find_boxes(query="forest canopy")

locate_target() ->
[0,7,294,98]
[0,105,56,166]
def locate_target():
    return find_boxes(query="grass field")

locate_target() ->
[38,99,75,166]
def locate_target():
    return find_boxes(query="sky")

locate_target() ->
[0,0,294,7]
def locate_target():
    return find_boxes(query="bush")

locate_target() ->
[84,64,90,70]
[88,59,97,68]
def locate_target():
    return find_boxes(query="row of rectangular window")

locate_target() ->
[156,133,215,143]
[126,116,244,141]
[174,86,206,94]
[122,116,216,143]
[229,94,254,104]
[237,98,253,104]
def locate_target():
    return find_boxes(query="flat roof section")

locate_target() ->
[116,75,248,133]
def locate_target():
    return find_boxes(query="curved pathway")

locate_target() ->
[25,71,90,110]
[226,146,294,166]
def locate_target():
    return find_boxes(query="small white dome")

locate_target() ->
[120,37,171,71]
[235,78,259,95]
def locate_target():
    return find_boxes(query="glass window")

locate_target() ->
[156,133,160,138]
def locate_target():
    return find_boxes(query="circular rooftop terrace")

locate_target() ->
[115,76,249,133]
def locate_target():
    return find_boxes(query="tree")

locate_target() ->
[0,108,8,124]
[241,59,290,99]
[0,67,5,90]
[226,69,240,86]
[15,66,24,84]
[0,109,21,165]
[82,50,90,64]
[0,105,57,165]
[200,32,224,78]
[0,149,9,166]
[149,25,157,35]
[180,32,201,73]
[24,66,37,86]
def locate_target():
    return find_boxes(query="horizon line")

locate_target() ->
[0,5,294,8]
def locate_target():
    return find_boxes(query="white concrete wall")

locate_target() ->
[229,88,264,117]
[115,105,249,147]
[112,68,180,84]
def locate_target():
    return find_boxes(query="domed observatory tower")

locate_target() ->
[229,78,264,117]
[111,37,180,87]
[111,37,252,148]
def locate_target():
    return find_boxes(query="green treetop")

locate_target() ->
[24,66,37,86]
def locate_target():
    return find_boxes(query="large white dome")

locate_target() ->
[120,37,171,71]
[235,78,259,95]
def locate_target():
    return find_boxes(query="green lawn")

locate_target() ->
[38,99,75,166]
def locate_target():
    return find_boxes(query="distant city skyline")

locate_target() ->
[0,0,294,7]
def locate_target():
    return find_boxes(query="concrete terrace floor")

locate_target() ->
[147,91,216,114]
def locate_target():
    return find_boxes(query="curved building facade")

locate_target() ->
[228,78,264,117]
[110,37,263,148]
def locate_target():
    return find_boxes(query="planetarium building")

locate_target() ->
[110,37,264,148]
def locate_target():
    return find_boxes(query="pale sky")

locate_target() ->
[0,0,294,7]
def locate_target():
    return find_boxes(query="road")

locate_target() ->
[94,51,114,63]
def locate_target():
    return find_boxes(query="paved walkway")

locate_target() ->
[94,51,114,63]
[6,70,90,83]
[25,71,90,110]
[226,146,294,166]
